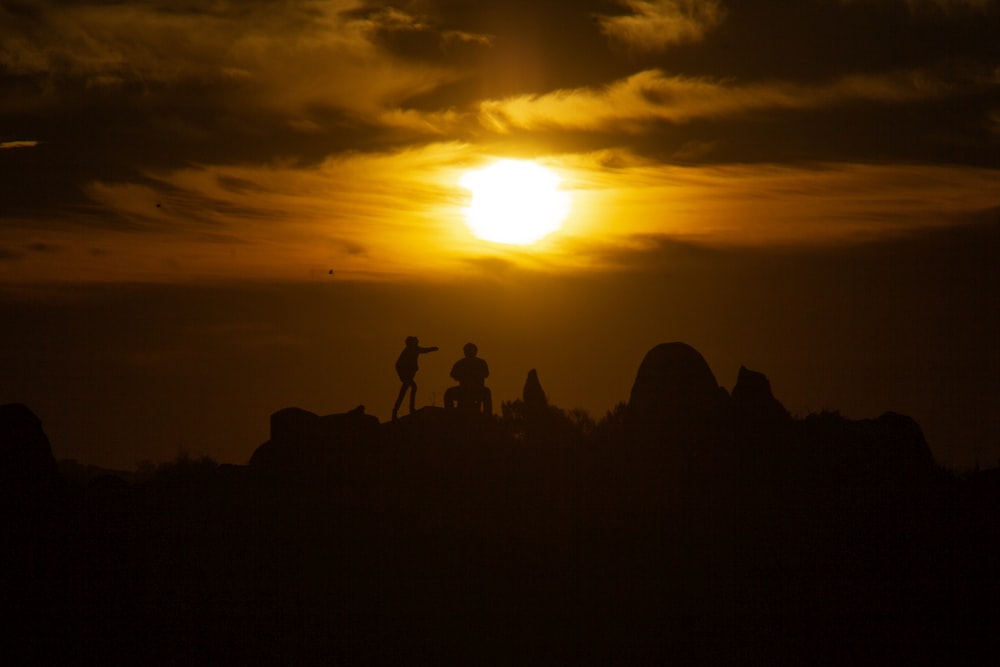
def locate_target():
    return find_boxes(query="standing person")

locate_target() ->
[444,342,492,416]
[392,336,438,420]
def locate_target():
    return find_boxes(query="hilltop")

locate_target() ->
[3,343,998,665]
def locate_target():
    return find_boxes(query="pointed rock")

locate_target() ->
[523,369,548,416]
[731,365,789,425]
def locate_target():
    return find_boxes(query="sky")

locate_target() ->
[2,0,999,470]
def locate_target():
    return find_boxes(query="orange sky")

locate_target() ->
[2,0,999,469]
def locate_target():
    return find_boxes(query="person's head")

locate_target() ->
[405,336,419,347]
[463,342,478,358]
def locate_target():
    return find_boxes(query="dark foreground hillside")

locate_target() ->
[3,343,999,665]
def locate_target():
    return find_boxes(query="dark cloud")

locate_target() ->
[25,240,60,253]
[341,3,493,64]
[217,175,266,195]
[2,0,997,225]
[0,246,24,261]
[0,0,997,277]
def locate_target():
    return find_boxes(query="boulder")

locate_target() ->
[866,411,936,478]
[268,407,322,448]
[731,366,789,425]
[798,410,937,483]
[0,403,58,485]
[627,342,729,447]
[249,405,379,470]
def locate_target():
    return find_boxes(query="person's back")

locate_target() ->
[445,342,491,415]
[450,355,489,388]
[396,346,420,381]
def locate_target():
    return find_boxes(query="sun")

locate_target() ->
[459,159,570,245]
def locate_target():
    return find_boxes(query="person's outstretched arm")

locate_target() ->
[418,346,438,354]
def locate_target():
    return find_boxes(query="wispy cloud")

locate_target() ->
[0,140,38,149]
[0,1,466,119]
[596,0,725,52]
[4,140,998,284]
[479,68,952,133]
[1,1,998,287]
[842,0,995,13]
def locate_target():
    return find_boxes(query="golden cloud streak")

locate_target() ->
[479,69,950,133]
[3,144,998,285]
[596,0,726,52]
[0,140,39,150]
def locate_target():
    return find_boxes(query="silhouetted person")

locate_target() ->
[392,336,438,420]
[444,342,492,415]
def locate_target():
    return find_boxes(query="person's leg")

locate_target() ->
[408,380,418,414]
[393,379,412,419]
[444,386,457,409]
[481,387,493,416]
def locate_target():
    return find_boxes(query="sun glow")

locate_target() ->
[460,159,570,245]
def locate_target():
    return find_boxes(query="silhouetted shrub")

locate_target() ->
[152,452,218,478]
[591,401,628,445]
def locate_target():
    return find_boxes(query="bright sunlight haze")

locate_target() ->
[460,160,571,245]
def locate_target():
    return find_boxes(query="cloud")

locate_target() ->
[3,138,999,285]
[842,0,995,13]
[2,1,998,287]
[30,142,482,282]
[596,0,725,52]
[0,246,23,261]
[0,140,38,149]
[376,107,472,135]
[551,151,1000,256]
[479,68,951,133]
[0,1,464,118]
[345,3,493,60]
[25,240,61,253]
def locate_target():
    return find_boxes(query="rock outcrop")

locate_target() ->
[0,403,58,487]
[6,344,992,666]
[522,368,548,418]
[731,365,789,426]
[625,342,731,467]
[798,409,937,483]
[249,405,378,471]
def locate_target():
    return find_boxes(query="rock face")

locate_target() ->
[626,342,730,454]
[869,411,935,471]
[731,365,789,425]
[249,405,379,471]
[799,410,937,482]
[0,403,58,486]
[522,369,548,415]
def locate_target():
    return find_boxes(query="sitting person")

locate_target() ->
[444,342,492,416]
